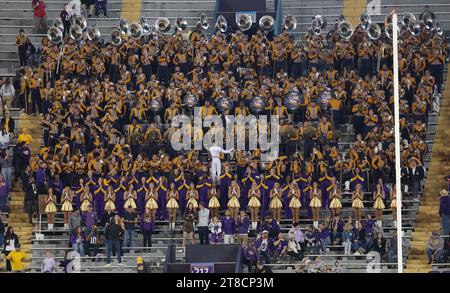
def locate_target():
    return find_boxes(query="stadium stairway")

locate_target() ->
[405,76,450,273]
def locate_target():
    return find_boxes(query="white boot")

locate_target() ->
[313,221,318,228]
[393,220,397,227]
[48,224,53,230]
[252,222,257,230]
[377,220,382,227]
[64,223,68,230]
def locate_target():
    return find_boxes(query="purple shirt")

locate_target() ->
[440,195,450,216]
[221,216,235,235]
[141,218,155,232]
[0,180,9,198]
[237,216,250,234]
[82,211,97,229]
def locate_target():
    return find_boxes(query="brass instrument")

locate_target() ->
[70,15,87,31]
[198,13,209,30]
[155,17,171,34]
[69,24,83,41]
[215,15,227,33]
[282,15,297,31]
[129,22,143,39]
[236,14,252,31]
[53,18,64,31]
[338,21,353,39]
[47,26,63,44]
[259,15,275,32]
[86,24,101,42]
[110,29,123,46]
[118,18,130,35]
[360,12,371,30]
[176,16,188,31]
[367,23,381,40]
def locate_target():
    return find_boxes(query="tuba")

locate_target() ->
[176,16,188,31]
[338,21,353,39]
[118,18,129,35]
[183,93,198,108]
[236,14,252,31]
[47,26,63,44]
[155,17,171,34]
[282,15,297,31]
[367,23,381,40]
[435,21,443,36]
[70,15,87,31]
[86,24,101,42]
[402,13,416,30]
[140,17,152,35]
[69,24,83,41]
[420,10,435,31]
[129,22,143,39]
[385,23,400,40]
[249,96,266,114]
[198,13,209,30]
[215,15,227,33]
[408,19,421,36]
[360,12,372,30]
[110,29,123,46]
[53,18,64,31]
[259,15,275,32]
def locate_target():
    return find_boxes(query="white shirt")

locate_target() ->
[5,238,15,252]
[0,84,15,97]
[209,146,233,159]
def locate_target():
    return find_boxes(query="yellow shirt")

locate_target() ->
[7,250,27,271]
[18,133,32,144]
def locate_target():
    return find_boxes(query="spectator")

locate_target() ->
[426,231,444,264]
[197,202,210,245]
[0,174,9,212]
[24,176,38,224]
[104,217,124,267]
[236,210,250,246]
[288,222,305,252]
[386,229,399,265]
[0,127,11,150]
[69,209,82,233]
[69,226,85,256]
[221,210,235,244]
[15,29,29,68]
[1,109,15,135]
[408,158,425,198]
[0,152,12,185]
[353,221,367,254]
[82,204,98,235]
[123,205,138,252]
[330,215,344,245]
[304,225,319,255]
[101,206,117,227]
[95,0,107,17]
[41,251,57,273]
[141,208,155,249]
[241,241,257,272]
[85,225,102,261]
[0,217,4,247]
[439,188,450,235]
[254,261,273,273]
[342,223,354,255]
[182,203,196,247]
[255,230,272,263]
[371,232,387,260]
[0,79,15,112]
[3,227,20,272]
[12,142,26,183]
[17,128,32,145]
[318,223,331,254]
[136,256,150,273]
[272,233,288,262]
[208,216,222,245]
[443,233,450,263]
[32,0,47,34]
[5,244,28,273]
[82,0,95,17]
[286,233,303,261]
[80,3,88,19]
[60,3,71,37]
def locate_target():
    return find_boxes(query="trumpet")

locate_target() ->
[236,14,252,31]
[176,16,188,31]
[215,15,227,33]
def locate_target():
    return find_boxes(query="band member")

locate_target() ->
[209,145,234,184]
[288,182,302,223]
[44,188,57,230]
[166,182,179,229]
[247,181,261,229]
[60,187,73,230]
[329,183,342,217]
[208,183,221,218]
[373,183,386,227]
[310,182,322,228]
[352,183,364,223]
[145,182,159,222]
[269,182,283,224]
[227,180,241,221]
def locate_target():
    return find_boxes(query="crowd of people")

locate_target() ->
[1,3,449,271]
